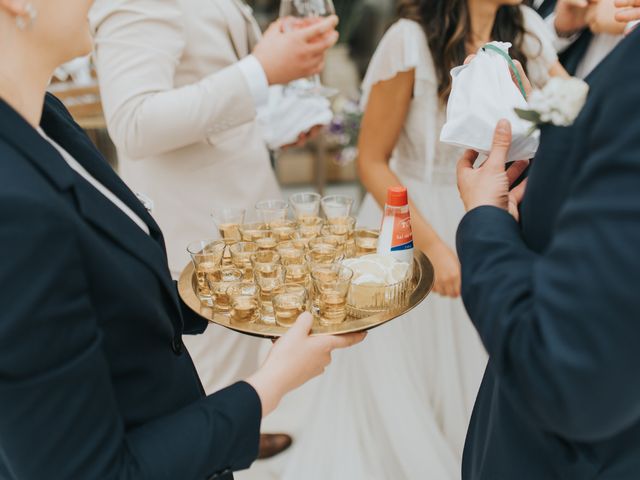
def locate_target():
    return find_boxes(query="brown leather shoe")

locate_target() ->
[258,433,293,460]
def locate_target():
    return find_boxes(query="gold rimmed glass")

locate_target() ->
[296,216,324,241]
[207,266,243,313]
[255,199,289,226]
[306,242,341,265]
[277,241,306,266]
[229,241,259,281]
[314,234,347,256]
[289,192,321,220]
[255,264,286,325]
[321,195,354,220]
[211,207,246,246]
[355,229,379,257]
[270,219,297,242]
[311,264,354,325]
[324,215,356,235]
[187,240,226,305]
[228,282,261,325]
[250,250,282,277]
[284,263,311,290]
[273,283,308,328]
[239,222,271,242]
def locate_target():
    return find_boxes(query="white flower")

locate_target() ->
[516,77,589,129]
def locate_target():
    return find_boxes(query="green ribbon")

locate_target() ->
[482,44,527,99]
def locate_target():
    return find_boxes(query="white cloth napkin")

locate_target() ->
[257,85,333,150]
[440,42,540,163]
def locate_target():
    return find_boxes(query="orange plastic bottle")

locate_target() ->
[376,186,414,263]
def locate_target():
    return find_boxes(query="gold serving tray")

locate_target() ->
[178,251,434,338]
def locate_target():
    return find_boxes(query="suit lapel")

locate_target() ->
[0,96,183,324]
[559,30,593,76]
[537,0,557,18]
[216,0,261,58]
[230,0,262,50]
[41,95,164,241]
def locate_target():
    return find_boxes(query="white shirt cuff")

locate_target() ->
[546,13,581,53]
[237,55,270,109]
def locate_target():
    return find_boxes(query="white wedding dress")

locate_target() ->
[279,8,557,480]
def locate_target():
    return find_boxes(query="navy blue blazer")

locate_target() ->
[457,30,640,479]
[0,94,261,479]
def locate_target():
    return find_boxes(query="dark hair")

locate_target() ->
[398,0,536,102]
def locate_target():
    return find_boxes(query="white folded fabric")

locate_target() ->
[257,84,333,150]
[440,42,540,163]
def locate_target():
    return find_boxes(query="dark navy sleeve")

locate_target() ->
[0,192,261,479]
[456,42,640,442]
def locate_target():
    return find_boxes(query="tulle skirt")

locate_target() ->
[276,179,487,480]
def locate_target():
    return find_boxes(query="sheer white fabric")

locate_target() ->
[280,8,556,480]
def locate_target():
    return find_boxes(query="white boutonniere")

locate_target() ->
[515,77,589,133]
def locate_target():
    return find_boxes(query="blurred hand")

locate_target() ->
[554,0,590,36]
[246,312,366,415]
[281,125,324,150]
[253,16,339,86]
[615,0,640,22]
[585,0,630,34]
[425,241,461,298]
[457,119,530,212]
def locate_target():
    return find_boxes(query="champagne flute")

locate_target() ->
[279,0,338,98]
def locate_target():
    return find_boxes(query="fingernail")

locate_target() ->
[496,119,510,133]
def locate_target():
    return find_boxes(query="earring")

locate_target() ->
[15,3,38,31]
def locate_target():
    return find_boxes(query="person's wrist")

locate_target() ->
[252,52,275,85]
[245,363,287,416]
[554,7,587,36]
[421,236,446,256]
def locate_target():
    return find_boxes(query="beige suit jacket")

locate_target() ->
[90,0,282,276]
[90,0,278,394]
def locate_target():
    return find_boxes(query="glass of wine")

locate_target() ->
[279,0,338,98]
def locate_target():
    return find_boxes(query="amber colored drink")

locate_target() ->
[195,261,218,299]
[274,295,306,327]
[230,296,259,325]
[256,237,278,251]
[356,236,378,257]
[219,223,241,244]
[319,290,347,325]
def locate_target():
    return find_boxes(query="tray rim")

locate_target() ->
[178,251,434,338]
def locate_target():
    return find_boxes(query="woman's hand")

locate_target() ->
[425,240,461,298]
[246,313,366,415]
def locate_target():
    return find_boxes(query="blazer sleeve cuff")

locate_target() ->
[209,381,262,472]
[456,205,519,261]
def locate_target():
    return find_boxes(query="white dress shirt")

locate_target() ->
[37,127,151,235]
[575,33,623,78]
[237,55,270,109]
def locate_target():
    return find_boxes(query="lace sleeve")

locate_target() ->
[360,19,437,109]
